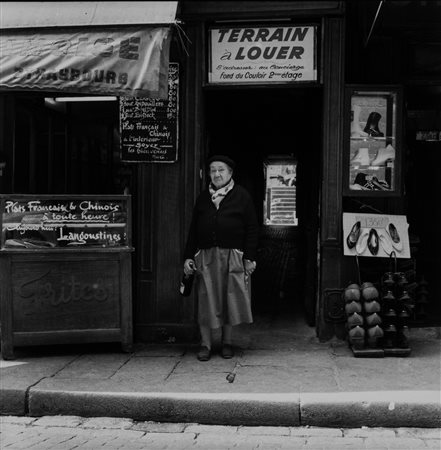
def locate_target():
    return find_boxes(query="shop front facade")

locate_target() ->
[1,1,440,354]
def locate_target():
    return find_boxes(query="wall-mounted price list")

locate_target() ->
[120,63,179,163]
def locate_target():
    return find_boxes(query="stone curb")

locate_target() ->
[23,388,441,428]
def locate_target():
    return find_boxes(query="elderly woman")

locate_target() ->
[183,155,258,361]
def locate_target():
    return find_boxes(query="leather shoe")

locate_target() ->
[346,221,361,249]
[387,223,403,252]
[197,346,211,361]
[367,228,379,255]
[221,344,234,359]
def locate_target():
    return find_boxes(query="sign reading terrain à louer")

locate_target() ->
[0,27,172,98]
[209,26,317,84]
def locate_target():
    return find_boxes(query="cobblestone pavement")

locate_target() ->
[1,416,440,449]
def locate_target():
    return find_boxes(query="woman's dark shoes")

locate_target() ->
[221,344,235,359]
[367,228,379,255]
[197,346,211,361]
[363,112,384,137]
[346,221,361,249]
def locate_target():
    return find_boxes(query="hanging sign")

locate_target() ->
[343,213,410,259]
[0,26,172,98]
[120,63,179,163]
[209,25,317,84]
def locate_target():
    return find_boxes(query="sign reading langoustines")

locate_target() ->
[0,196,130,249]
[120,63,179,162]
[209,25,317,84]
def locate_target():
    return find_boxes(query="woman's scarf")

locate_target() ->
[209,178,234,209]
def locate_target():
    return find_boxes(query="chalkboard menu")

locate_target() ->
[120,62,179,163]
[0,195,131,249]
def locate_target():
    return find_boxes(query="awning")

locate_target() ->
[0,2,178,98]
[0,2,178,29]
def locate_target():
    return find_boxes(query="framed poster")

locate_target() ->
[263,159,297,226]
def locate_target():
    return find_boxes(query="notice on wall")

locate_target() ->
[209,26,317,84]
[1,196,130,249]
[120,63,179,162]
[264,160,297,226]
[343,213,410,258]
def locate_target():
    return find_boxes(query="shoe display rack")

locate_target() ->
[343,86,403,196]
[345,254,413,357]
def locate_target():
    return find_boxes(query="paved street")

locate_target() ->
[1,416,440,449]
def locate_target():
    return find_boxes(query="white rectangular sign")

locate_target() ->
[209,25,317,84]
[343,213,410,259]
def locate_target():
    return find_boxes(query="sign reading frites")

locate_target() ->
[209,26,317,84]
[0,26,172,98]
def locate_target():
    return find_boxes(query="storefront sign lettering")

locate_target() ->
[209,26,317,84]
[1,196,129,248]
[0,27,172,98]
[19,271,109,309]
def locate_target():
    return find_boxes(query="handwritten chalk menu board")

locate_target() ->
[0,195,131,249]
[120,63,179,163]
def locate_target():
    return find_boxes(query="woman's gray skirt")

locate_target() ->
[194,247,253,328]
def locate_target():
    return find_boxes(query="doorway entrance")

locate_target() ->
[204,87,322,325]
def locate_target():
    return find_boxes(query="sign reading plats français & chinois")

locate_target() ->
[0,196,130,249]
[209,26,317,84]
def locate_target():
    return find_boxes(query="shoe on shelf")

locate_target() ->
[378,229,393,255]
[367,228,379,255]
[345,301,362,315]
[351,147,370,166]
[346,221,361,249]
[351,105,369,137]
[197,346,211,362]
[364,300,381,314]
[363,112,384,137]
[387,223,403,252]
[382,272,395,289]
[356,229,370,255]
[371,144,396,165]
[365,312,382,327]
[221,344,235,359]
[367,325,384,348]
[348,325,365,350]
[343,284,361,302]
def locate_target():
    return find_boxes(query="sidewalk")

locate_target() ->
[1,315,440,428]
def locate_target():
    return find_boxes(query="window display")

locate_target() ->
[263,158,297,226]
[345,87,402,196]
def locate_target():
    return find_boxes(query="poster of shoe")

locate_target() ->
[343,213,410,258]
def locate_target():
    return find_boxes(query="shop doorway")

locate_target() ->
[205,88,322,325]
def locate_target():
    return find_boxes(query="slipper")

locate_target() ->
[386,223,403,252]
[355,228,369,254]
[378,229,393,255]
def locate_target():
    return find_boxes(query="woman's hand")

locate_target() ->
[184,259,196,276]
[244,259,256,276]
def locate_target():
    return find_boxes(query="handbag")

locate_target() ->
[179,272,194,297]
